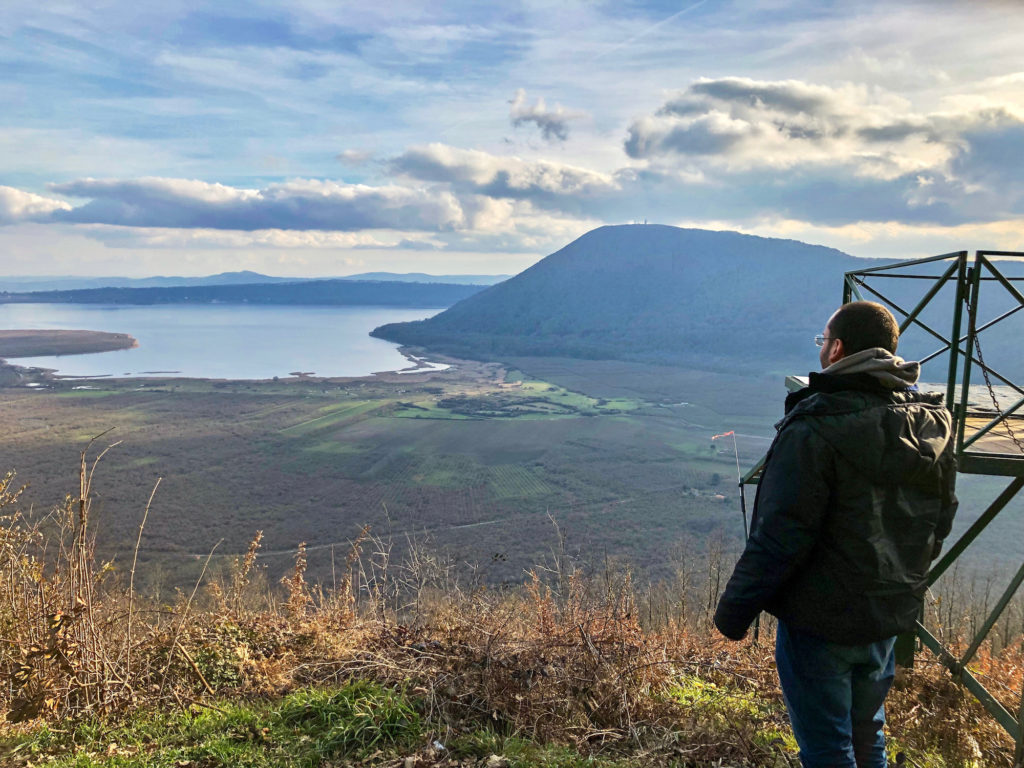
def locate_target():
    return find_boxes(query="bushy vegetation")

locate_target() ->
[1,451,1021,767]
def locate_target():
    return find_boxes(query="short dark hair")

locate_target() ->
[829,301,899,354]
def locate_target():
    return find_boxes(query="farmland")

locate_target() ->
[0,354,774,588]
[0,351,1018,591]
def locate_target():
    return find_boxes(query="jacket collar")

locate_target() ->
[784,371,903,415]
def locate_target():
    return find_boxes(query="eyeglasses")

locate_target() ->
[814,334,838,347]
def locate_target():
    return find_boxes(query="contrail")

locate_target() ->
[589,0,710,63]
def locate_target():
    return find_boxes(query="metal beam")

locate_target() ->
[896,259,960,336]
[947,254,969,411]
[852,279,951,349]
[917,622,1022,740]
[847,251,965,275]
[844,274,864,302]
[961,396,1024,450]
[978,254,1024,310]
[955,263,982,459]
[927,476,1024,586]
[958,453,1024,477]
[976,303,1024,336]
[959,559,1024,669]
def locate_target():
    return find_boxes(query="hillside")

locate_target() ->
[0,271,302,292]
[0,271,508,292]
[344,272,510,284]
[0,278,484,307]
[371,225,862,372]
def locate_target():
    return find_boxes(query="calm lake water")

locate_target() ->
[0,304,443,379]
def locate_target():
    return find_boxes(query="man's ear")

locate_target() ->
[828,338,845,365]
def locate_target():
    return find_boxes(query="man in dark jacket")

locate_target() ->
[714,301,957,768]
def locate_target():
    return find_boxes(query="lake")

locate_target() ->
[0,304,443,379]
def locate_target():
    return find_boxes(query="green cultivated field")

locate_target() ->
[1,354,1018,590]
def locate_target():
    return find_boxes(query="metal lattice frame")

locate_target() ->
[742,250,1024,761]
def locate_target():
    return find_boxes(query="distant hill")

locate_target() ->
[0,271,305,292]
[344,273,509,285]
[0,279,484,308]
[0,271,507,292]
[372,225,866,372]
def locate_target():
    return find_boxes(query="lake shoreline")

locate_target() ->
[0,344,457,388]
[0,304,443,382]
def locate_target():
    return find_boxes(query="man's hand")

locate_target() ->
[713,603,749,641]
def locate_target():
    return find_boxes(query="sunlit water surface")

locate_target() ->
[0,303,442,379]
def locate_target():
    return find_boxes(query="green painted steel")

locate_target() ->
[962,394,1024,450]
[982,254,1024,307]
[916,622,1021,740]
[927,476,1024,587]
[897,259,960,336]
[1016,689,1024,766]
[946,254,968,411]
[957,453,1024,477]
[958,558,1024,669]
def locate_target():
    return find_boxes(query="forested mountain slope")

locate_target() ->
[373,224,861,371]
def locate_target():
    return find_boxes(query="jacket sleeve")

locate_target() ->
[931,433,959,560]
[714,419,833,640]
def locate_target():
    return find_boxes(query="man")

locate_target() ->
[714,301,957,768]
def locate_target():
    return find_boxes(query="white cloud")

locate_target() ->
[726,216,1024,261]
[77,224,405,250]
[0,185,71,224]
[624,76,1024,181]
[338,149,374,165]
[390,143,617,200]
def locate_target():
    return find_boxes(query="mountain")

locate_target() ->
[0,279,484,308]
[371,225,866,371]
[0,272,508,292]
[344,273,509,285]
[0,271,308,292]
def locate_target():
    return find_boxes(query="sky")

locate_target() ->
[2,0,1024,277]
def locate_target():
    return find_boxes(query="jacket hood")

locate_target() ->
[786,385,953,488]
[823,347,920,389]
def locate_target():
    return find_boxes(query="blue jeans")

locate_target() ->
[775,620,896,768]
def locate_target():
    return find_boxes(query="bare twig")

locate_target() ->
[159,541,220,697]
[126,477,160,677]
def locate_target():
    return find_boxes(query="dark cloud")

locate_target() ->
[47,177,464,232]
[509,89,584,142]
[625,114,752,158]
[689,78,831,114]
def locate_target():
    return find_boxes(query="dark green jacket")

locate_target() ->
[714,372,957,644]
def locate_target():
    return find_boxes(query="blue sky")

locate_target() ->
[2,0,1024,276]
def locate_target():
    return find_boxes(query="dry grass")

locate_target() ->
[0,447,1021,767]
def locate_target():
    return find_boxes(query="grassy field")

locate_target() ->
[0,356,772,590]
[1,352,1020,592]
